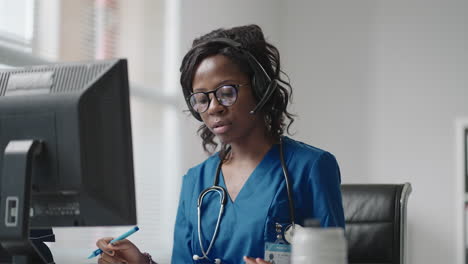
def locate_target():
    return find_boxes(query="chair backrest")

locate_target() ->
[341,183,412,264]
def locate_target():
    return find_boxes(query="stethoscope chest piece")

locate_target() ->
[284,224,303,244]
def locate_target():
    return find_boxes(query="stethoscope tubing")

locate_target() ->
[197,187,225,260]
[279,138,296,227]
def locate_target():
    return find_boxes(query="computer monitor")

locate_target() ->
[0,59,137,263]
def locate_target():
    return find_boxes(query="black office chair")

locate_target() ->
[341,183,412,264]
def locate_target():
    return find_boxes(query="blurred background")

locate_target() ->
[1,0,468,263]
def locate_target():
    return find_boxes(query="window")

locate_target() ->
[0,0,35,52]
[1,1,183,262]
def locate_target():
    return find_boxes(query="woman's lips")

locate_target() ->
[213,123,231,134]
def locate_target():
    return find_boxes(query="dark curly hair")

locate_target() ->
[180,24,295,156]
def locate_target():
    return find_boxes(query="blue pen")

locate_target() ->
[87,226,140,259]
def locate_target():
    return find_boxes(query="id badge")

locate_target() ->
[264,242,291,264]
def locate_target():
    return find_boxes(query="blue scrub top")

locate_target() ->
[171,137,345,264]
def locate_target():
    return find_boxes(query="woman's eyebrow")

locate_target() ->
[192,87,207,93]
[217,79,239,85]
[193,79,240,92]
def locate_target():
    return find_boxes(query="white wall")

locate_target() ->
[280,0,468,263]
[368,2,468,263]
[278,1,376,184]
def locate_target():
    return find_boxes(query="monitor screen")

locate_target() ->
[0,59,137,262]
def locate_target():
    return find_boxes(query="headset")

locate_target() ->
[182,37,279,121]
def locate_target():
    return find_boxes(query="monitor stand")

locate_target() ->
[0,140,54,264]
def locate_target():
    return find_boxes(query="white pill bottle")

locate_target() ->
[291,224,347,264]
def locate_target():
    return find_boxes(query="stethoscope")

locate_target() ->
[192,138,297,263]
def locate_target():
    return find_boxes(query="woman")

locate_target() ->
[97,24,344,264]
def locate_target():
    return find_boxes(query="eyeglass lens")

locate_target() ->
[189,85,238,113]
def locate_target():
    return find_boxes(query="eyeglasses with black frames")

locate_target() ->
[188,84,248,113]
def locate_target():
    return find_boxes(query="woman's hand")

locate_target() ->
[96,237,147,264]
[243,256,271,264]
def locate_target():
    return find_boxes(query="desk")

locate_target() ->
[0,247,95,264]
[0,227,117,264]
[49,226,132,264]
[47,247,96,264]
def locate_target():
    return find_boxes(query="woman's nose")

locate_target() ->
[206,94,225,115]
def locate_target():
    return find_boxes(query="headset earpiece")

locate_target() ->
[242,50,278,114]
[249,79,278,114]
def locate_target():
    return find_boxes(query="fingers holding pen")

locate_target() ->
[108,238,130,248]
[97,237,131,252]
[94,227,142,263]
[96,237,116,256]
[95,238,129,263]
